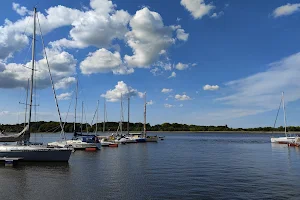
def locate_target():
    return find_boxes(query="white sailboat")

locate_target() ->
[113,95,137,143]
[270,92,298,144]
[0,7,72,162]
[48,84,100,150]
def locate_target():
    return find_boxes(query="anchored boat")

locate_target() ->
[0,7,72,162]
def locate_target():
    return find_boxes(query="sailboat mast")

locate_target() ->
[282,92,287,137]
[24,79,29,128]
[143,93,147,138]
[103,100,106,132]
[128,97,130,135]
[74,78,78,133]
[96,100,99,133]
[120,94,123,134]
[81,101,83,133]
[27,7,37,141]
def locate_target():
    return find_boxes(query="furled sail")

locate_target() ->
[0,125,29,142]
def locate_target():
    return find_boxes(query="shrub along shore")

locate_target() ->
[0,121,298,133]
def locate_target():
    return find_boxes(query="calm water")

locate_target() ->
[1,132,300,200]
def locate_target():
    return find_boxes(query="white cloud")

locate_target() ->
[12,3,30,16]
[273,3,300,18]
[164,104,174,108]
[0,4,84,60]
[51,3,131,49]
[101,81,144,102]
[0,48,77,89]
[175,62,189,70]
[161,88,173,93]
[211,11,224,18]
[216,52,300,113]
[54,77,76,89]
[57,92,73,100]
[175,94,191,101]
[124,7,177,67]
[180,0,215,19]
[203,84,220,91]
[176,29,189,41]
[147,100,154,105]
[168,71,176,78]
[80,48,133,75]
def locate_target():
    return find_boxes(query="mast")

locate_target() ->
[128,97,130,135]
[81,101,83,133]
[103,100,106,132]
[95,100,99,134]
[24,79,29,128]
[143,92,147,138]
[282,92,287,137]
[74,78,78,134]
[120,94,123,134]
[27,7,37,142]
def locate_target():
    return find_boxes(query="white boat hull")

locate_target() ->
[48,140,100,150]
[270,137,297,143]
[0,145,72,162]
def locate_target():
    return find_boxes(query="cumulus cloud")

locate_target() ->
[175,62,189,70]
[0,3,84,60]
[57,92,73,100]
[80,48,133,75]
[0,48,77,89]
[273,3,300,18]
[175,94,191,101]
[12,3,30,16]
[2,1,188,78]
[179,104,184,107]
[168,72,176,78]
[176,29,189,41]
[216,52,300,112]
[210,11,224,18]
[147,100,154,105]
[161,88,173,93]
[180,0,215,19]
[51,1,131,49]
[54,77,76,89]
[164,104,174,108]
[101,81,144,102]
[203,84,220,91]
[124,7,176,67]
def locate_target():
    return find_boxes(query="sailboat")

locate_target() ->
[270,92,298,144]
[0,7,72,161]
[48,89,100,150]
[113,95,136,143]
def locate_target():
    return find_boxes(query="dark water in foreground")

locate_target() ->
[1,132,300,200]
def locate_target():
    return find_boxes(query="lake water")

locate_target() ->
[1,132,300,200]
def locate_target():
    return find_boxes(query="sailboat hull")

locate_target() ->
[270,137,297,143]
[0,145,72,162]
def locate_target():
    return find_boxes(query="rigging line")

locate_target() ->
[273,96,283,132]
[62,91,75,131]
[37,13,66,141]
[22,37,33,65]
[91,101,98,126]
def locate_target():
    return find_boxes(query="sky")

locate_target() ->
[1,0,300,128]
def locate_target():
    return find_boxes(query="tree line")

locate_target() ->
[0,121,299,133]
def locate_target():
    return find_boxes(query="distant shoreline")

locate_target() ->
[148,131,300,134]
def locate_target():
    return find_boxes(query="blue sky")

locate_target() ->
[1,0,300,128]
